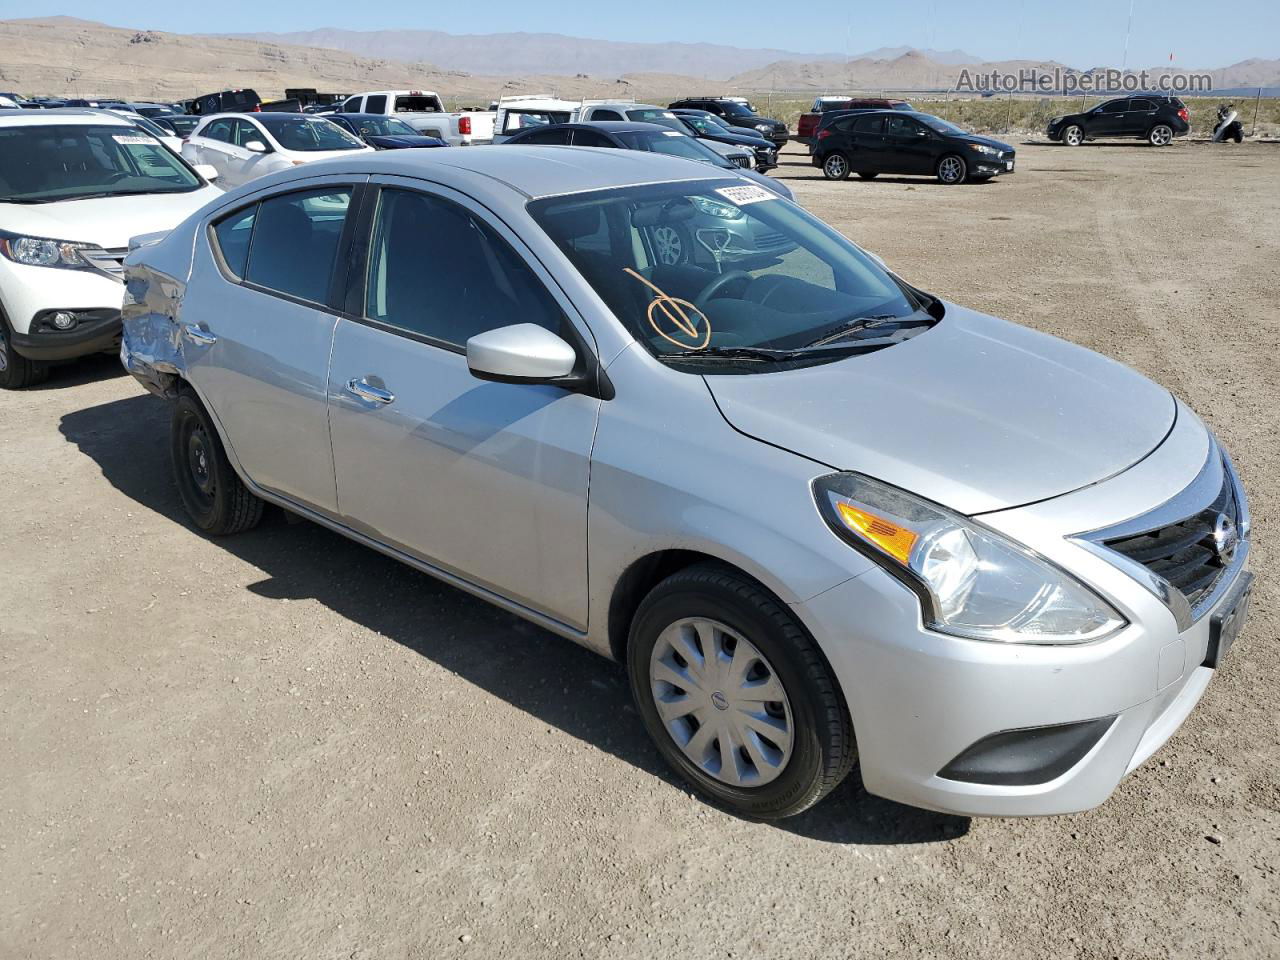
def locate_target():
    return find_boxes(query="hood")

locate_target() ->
[964,134,1015,152]
[704,305,1176,515]
[366,134,446,149]
[0,186,222,250]
[741,169,793,201]
[712,130,771,148]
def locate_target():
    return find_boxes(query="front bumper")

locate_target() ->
[0,258,126,361]
[972,153,1016,177]
[11,310,122,362]
[792,415,1251,817]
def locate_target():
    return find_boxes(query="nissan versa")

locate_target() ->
[121,148,1253,819]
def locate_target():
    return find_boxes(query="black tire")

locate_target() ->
[822,152,851,180]
[856,171,878,180]
[0,318,50,390]
[1062,124,1084,147]
[1148,124,1174,147]
[1232,128,1243,144]
[627,563,856,820]
[936,153,967,184]
[170,390,263,536]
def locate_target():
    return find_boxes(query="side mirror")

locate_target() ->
[466,323,577,384]
[245,140,269,153]
[194,163,219,181]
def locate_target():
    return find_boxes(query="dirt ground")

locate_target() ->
[2,140,1278,959]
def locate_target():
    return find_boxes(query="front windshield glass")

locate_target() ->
[529,180,933,372]
[917,114,968,136]
[122,114,171,140]
[0,124,202,202]
[625,108,685,131]
[722,102,755,118]
[260,116,365,152]
[349,116,418,137]
[616,131,728,168]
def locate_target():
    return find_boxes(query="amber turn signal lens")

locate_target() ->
[835,501,918,564]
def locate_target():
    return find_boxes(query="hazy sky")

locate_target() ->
[14,0,1278,68]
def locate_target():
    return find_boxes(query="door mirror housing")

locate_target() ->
[194,163,219,181]
[245,140,269,153]
[466,323,578,385]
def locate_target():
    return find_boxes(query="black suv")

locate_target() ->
[1047,96,1189,147]
[668,98,788,147]
[813,109,1015,184]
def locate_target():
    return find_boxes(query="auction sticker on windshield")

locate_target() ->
[113,135,157,145]
[715,185,778,206]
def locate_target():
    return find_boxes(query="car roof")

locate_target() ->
[0,108,134,128]
[251,143,739,202]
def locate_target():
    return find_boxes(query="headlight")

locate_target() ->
[690,195,744,219]
[0,232,103,270]
[755,123,772,132]
[813,473,1126,645]
[968,143,1000,156]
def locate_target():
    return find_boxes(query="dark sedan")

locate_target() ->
[813,110,1015,184]
[324,114,448,150]
[670,109,777,170]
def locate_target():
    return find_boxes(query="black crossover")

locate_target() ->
[812,110,1015,184]
[1046,96,1190,147]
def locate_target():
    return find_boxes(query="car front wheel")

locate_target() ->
[1148,124,1173,146]
[627,563,856,819]
[822,152,851,180]
[936,154,967,184]
[0,317,49,390]
[171,390,264,535]
[1062,124,1084,146]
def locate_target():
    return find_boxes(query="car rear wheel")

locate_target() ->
[627,563,856,819]
[1062,125,1084,147]
[822,152,851,180]
[171,391,263,536]
[856,171,878,180]
[1148,124,1173,146]
[0,318,49,390]
[936,154,967,184]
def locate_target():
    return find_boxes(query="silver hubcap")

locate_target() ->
[940,157,963,182]
[1152,126,1171,145]
[652,226,683,265]
[1066,127,1081,145]
[649,617,793,787]
[825,155,847,178]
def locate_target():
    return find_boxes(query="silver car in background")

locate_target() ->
[121,147,1253,819]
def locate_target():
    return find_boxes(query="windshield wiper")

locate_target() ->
[805,313,932,348]
[658,341,887,364]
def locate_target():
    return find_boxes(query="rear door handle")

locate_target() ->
[345,377,395,405]
[183,324,217,346]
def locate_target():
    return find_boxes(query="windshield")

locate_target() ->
[260,116,366,152]
[721,102,756,118]
[121,114,172,140]
[0,124,202,202]
[529,180,933,372]
[616,131,729,168]
[347,116,418,137]
[917,114,968,136]
[625,108,685,131]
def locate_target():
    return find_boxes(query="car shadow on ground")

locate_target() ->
[59,392,970,846]
[29,352,126,391]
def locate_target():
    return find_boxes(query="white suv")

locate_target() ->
[0,110,223,388]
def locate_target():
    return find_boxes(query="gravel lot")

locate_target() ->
[2,140,1277,959]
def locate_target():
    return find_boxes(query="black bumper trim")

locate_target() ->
[10,313,122,362]
[938,716,1117,787]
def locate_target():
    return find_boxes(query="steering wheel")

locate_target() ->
[694,270,753,310]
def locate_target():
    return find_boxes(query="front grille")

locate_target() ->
[731,156,751,169]
[753,230,791,251]
[1104,473,1240,611]
[83,247,127,279]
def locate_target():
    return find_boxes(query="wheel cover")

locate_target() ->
[940,157,963,181]
[652,226,684,265]
[1065,127,1082,145]
[825,154,847,177]
[649,617,794,787]
[1152,126,1172,145]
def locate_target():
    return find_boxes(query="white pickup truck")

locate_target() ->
[337,90,495,146]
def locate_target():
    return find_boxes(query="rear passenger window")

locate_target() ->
[364,188,564,348]
[852,115,886,134]
[212,206,256,277]
[365,95,387,114]
[243,188,352,305]
[1130,99,1155,111]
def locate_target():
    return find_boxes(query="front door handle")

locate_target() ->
[183,323,217,346]
[345,377,395,405]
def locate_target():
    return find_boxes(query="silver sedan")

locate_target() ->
[121,147,1253,819]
